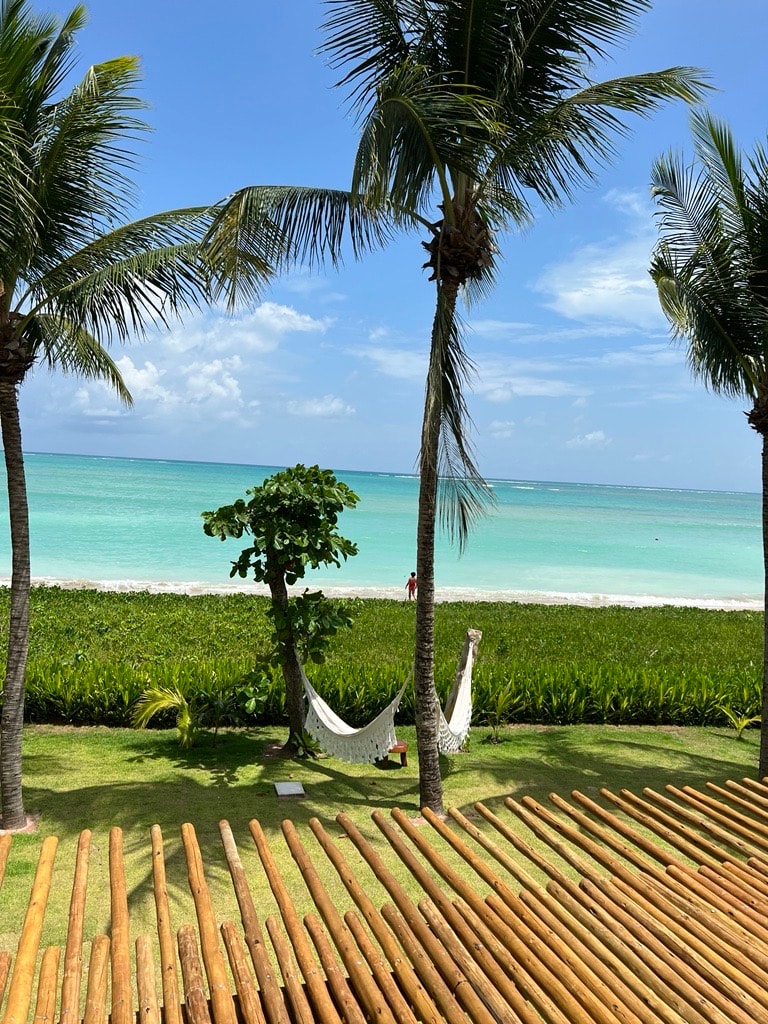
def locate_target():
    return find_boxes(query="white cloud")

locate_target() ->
[535,240,661,329]
[286,395,355,418]
[162,302,331,355]
[469,319,534,340]
[533,190,665,330]
[114,357,177,405]
[575,343,682,369]
[351,345,427,382]
[182,358,243,406]
[72,387,124,419]
[566,430,612,450]
[474,357,587,402]
[489,419,515,438]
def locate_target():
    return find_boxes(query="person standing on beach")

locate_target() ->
[406,572,418,600]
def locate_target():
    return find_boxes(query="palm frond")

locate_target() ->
[649,111,768,401]
[29,55,148,272]
[25,208,220,342]
[650,151,746,275]
[28,312,132,402]
[650,245,764,399]
[351,60,502,214]
[688,109,751,241]
[320,0,417,114]
[488,69,709,207]
[424,286,495,549]
[203,184,393,286]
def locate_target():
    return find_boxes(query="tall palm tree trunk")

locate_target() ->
[414,284,459,814]
[265,559,305,755]
[760,428,768,779]
[0,381,29,829]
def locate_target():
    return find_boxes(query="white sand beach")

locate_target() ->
[16,576,763,612]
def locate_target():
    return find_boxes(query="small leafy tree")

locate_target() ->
[202,464,359,755]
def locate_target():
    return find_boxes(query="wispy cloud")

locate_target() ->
[350,344,427,382]
[163,302,332,355]
[566,429,612,450]
[533,191,664,330]
[286,395,355,418]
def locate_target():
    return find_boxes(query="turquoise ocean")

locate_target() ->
[0,452,762,608]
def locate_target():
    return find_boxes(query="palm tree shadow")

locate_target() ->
[451,726,760,817]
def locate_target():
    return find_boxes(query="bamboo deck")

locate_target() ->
[3,775,768,1024]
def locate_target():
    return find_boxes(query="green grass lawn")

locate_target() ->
[0,722,760,958]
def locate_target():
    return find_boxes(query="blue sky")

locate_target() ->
[20,0,768,492]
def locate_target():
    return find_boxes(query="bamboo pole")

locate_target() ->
[0,835,11,889]
[673,784,768,855]
[342,910,422,1024]
[136,935,161,1024]
[503,799,721,1024]
[59,829,91,1024]
[303,914,367,1024]
[150,824,182,1024]
[281,820,395,1024]
[218,821,291,1024]
[264,915,314,1024]
[181,823,238,1024]
[178,924,213,1024]
[716,858,768,900]
[309,817,441,1024]
[82,936,110,1024]
[610,874,768,1014]
[390,806,624,1024]
[388,808,565,1024]
[337,812,493,1024]
[31,946,59,1024]
[0,952,11,1009]
[633,786,766,862]
[723,779,768,815]
[379,904,483,1024]
[459,804,687,1024]
[570,789,724,872]
[247,818,341,1024]
[220,921,268,1024]
[708,780,768,825]
[659,861,768,948]
[516,795,664,880]
[698,861,768,909]
[1,834,57,1024]
[580,874,755,1024]
[109,827,132,1024]
[665,863,768,942]
[539,879,698,1024]
[430,806,646,1024]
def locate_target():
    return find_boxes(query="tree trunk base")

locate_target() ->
[0,809,39,834]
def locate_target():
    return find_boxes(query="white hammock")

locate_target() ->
[302,666,408,764]
[302,628,481,763]
[438,628,481,753]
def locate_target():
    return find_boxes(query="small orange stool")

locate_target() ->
[389,740,408,766]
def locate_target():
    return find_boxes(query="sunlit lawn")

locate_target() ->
[0,721,759,956]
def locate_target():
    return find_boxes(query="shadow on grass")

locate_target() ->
[7,722,760,946]
[454,724,760,819]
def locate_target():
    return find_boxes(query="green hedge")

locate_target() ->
[1,587,763,730]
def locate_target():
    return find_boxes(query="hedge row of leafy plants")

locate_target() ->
[19,654,761,733]
[2,588,762,737]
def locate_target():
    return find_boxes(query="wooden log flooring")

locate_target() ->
[3,775,768,1023]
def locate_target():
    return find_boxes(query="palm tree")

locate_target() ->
[650,109,768,778]
[0,0,299,829]
[315,0,708,812]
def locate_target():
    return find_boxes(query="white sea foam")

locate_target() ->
[8,576,761,612]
